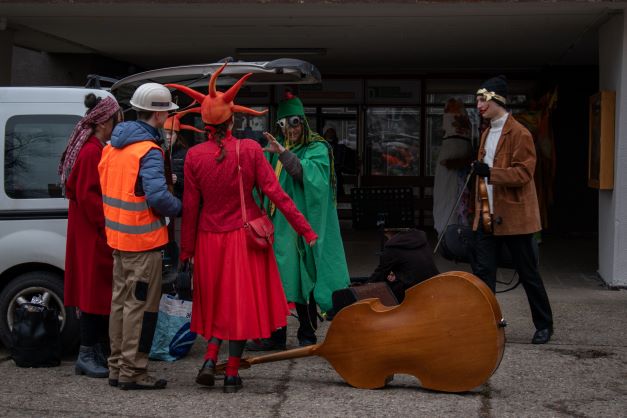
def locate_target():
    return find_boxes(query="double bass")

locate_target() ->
[217,271,506,393]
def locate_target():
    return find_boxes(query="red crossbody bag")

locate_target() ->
[236,140,275,250]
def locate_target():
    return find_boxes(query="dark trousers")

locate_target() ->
[295,293,318,342]
[270,293,318,344]
[80,312,109,347]
[472,229,553,331]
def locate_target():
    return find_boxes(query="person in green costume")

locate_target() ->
[246,92,350,350]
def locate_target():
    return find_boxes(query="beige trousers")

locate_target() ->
[108,249,162,381]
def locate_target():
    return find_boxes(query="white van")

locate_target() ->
[0,87,114,350]
[0,59,321,352]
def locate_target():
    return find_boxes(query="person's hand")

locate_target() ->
[263,132,285,154]
[472,161,491,178]
[172,173,178,184]
[308,238,317,247]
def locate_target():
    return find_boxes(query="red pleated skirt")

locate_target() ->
[190,228,290,341]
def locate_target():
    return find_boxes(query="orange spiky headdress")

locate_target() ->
[163,107,203,133]
[165,63,267,126]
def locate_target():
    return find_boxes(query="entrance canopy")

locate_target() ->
[1,1,624,73]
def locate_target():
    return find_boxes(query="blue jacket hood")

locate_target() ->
[110,121,160,149]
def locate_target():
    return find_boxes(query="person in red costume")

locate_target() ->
[167,63,318,393]
[59,93,122,378]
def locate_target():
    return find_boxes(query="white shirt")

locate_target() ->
[482,113,509,213]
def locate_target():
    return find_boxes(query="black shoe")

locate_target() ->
[245,338,286,351]
[298,337,317,347]
[75,345,109,378]
[119,374,167,390]
[195,360,215,386]
[223,375,243,393]
[108,370,118,387]
[532,328,553,344]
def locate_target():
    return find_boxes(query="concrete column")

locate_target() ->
[598,12,627,287]
[0,19,13,85]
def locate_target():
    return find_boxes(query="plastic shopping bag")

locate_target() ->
[149,294,197,361]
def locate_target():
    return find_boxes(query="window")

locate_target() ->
[320,107,359,197]
[321,107,358,176]
[304,107,318,135]
[425,94,480,176]
[4,115,80,199]
[232,106,270,145]
[425,91,529,176]
[366,107,420,176]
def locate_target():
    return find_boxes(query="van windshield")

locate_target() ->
[4,115,80,199]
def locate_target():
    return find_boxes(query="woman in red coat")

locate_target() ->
[170,63,317,393]
[59,94,121,378]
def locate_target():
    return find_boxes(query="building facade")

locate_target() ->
[1,0,626,287]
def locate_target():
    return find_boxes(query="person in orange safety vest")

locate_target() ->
[98,82,181,390]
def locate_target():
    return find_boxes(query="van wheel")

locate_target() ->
[0,271,79,353]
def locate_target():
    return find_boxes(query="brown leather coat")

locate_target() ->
[473,115,541,236]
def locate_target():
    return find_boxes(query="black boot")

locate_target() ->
[195,359,215,386]
[223,375,243,393]
[75,345,109,378]
[296,298,318,347]
[245,327,286,351]
[93,342,110,369]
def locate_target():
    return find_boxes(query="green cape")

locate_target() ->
[266,136,349,312]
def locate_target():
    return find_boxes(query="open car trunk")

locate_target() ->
[111,58,321,108]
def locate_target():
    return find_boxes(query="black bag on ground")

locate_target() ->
[439,224,475,263]
[10,304,61,367]
[328,282,399,320]
[439,223,540,269]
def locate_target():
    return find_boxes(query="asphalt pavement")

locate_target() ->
[0,230,625,417]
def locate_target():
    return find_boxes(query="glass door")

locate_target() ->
[314,107,359,198]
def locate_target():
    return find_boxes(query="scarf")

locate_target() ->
[270,119,337,215]
[58,96,120,184]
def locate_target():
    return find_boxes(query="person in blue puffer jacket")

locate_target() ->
[110,121,182,218]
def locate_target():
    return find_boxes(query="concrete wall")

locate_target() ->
[598,12,627,287]
[11,46,138,87]
[0,28,13,85]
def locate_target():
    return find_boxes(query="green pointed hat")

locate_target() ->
[277,91,305,119]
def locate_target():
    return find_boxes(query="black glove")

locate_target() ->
[472,161,491,179]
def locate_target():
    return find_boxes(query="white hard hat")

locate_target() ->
[130,83,179,112]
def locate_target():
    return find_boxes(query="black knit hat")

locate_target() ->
[478,75,508,107]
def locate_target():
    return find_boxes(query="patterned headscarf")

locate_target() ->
[58,96,120,184]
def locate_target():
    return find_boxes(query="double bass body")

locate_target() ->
[224,272,505,393]
[316,271,505,392]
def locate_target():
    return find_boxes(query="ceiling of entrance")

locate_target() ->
[1,1,625,73]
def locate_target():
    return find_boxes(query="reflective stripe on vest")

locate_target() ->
[105,218,166,235]
[102,195,149,212]
[98,140,169,252]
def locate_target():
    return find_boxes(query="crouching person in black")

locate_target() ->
[368,228,440,302]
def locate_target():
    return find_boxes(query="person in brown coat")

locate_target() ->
[471,75,554,344]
